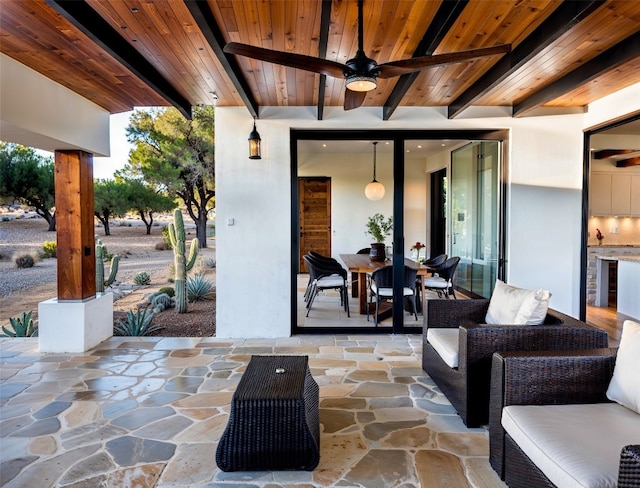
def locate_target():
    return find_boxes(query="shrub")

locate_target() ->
[155,242,167,251]
[159,286,175,297]
[134,271,151,285]
[41,241,57,258]
[204,257,216,269]
[187,274,214,302]
[161,225,173,250]
[1,311,37,337]
[113,309,161,336]
[151,293,173,312]
[15,254,35,268]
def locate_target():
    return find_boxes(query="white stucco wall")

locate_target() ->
[0,54,110,156]
[215,105,598,337]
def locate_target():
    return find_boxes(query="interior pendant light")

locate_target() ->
[364,141,385,200]
[248,118,261,159]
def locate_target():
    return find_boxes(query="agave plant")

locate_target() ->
[186,274,214,302]
[113,309,162,337]
[1,311,38,337]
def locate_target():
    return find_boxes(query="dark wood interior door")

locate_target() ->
[299,177,331,271]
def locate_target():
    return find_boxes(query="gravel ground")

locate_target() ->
[0,217,178,295]
[0,216,216,325]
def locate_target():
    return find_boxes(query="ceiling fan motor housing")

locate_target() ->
[345,50,380,91]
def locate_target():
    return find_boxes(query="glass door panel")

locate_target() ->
[451,142,499,298]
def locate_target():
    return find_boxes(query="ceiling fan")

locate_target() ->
[223,0,511,110]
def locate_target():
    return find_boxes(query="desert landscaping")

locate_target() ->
[0,211,216,336]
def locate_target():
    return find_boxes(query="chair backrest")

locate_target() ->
[304,254,346,280]
[435,257,460,282]
[357,248,371,254]
[423,253,447,268]
[372,265,418,290]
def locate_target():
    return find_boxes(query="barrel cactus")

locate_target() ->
[168,209,199,313]
[96,239,119,292]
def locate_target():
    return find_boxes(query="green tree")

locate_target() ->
[120,105,215,247]
[120,178,175,235]
[93,179,129,236]
[0,142,56,231]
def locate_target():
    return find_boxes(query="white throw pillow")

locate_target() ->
[515,289,552,325]
[606,320,640,414]
[485,279,551,325]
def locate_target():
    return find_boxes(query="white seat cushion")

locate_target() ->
[485,279,551,325]
[607,320,640,414]
[423,276,449,289]
[371,285,414,297]
[426,328,459,368]
[316,275,345,288]
[502,403,640,488]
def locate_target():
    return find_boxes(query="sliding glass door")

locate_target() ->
[451,141,500,298]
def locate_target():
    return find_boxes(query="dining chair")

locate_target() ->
[422,256,460,299]
[367,265,418,325]
[303,254,350,318]
[416,253,447,308]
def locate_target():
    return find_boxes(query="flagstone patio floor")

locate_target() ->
[1,335,506,487]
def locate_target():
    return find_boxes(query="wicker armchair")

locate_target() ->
[489,349,640,487]
[421,299,609,427]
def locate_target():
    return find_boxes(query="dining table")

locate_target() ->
[339,254,430,315]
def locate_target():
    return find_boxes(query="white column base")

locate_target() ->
[38,293,113,352]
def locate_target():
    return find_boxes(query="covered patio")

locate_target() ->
[0,334,503,487]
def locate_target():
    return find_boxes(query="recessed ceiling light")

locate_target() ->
[406,149,410,153]
[385,142,390,145]
[322,144,327,148]
[417,145,422,149]
[441,143,446,147]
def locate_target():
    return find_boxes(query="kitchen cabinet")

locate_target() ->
[590,173,611,215]
[590,172,640,216]
[631,175,640,216]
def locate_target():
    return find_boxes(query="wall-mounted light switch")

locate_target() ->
[227,218,234,226]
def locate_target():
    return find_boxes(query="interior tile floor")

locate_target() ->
[0,335,507,488]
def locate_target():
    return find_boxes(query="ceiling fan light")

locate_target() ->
[346,74,377,92]
[365,180,385,200]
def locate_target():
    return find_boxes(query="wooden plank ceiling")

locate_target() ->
[1,0,639,120]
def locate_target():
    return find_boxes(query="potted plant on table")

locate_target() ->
[366,213,393,262]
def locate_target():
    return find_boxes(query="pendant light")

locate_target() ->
[248,118,261,159]
[364,141,385,200]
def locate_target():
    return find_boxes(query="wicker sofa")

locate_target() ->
[421,299,609,427]
[489,349,640,487]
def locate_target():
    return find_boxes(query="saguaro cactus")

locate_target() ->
[96,239,119,293]
[168,209,199,313]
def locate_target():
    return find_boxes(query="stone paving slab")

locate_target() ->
[0,335,506,487]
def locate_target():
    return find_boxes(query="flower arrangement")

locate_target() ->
[596,228,604,245]
[411,241,426,262]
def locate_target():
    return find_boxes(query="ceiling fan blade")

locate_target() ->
[224,42,346,78]
[344,88,367,111]
[378,44,511,78]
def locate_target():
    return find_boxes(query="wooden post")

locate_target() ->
[54,150,96,300]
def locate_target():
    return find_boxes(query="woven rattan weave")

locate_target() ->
[216,355,320,471]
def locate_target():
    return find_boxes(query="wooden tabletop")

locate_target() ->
[339,254,426,274]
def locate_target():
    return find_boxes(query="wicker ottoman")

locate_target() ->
[215,355,320,471]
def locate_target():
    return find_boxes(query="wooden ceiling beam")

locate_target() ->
[317,0,332,121]
[383,0,469,121]
[184,0,259,119]
[514,31,640,118]
[593,149,639,159]
[47,0,192,119]
[447,0,605,119]
[616,157,640,168]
